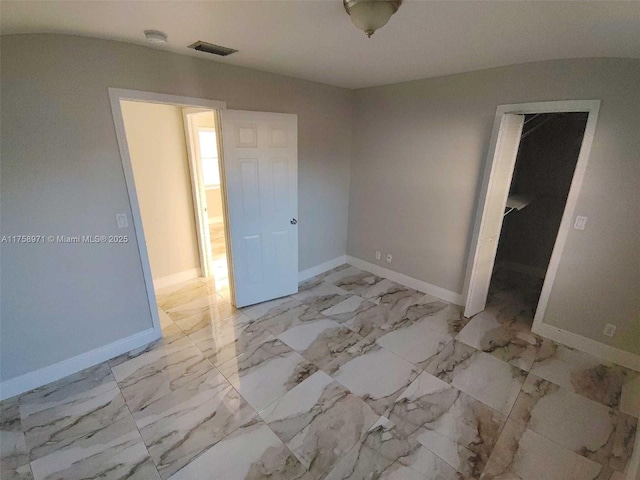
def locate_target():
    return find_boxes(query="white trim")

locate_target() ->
[208,216,224,224]
[108,88,226,111]
[0,328,160,400]
[299,255,347,282]
[533,323,640,373]
[464,113,525,317]
[463,100,600,323]
[347,256,463,305]
[183,108,214,278]
[153,268,201,290]
[108,88,228,332]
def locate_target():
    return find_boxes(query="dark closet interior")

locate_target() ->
[490,112,589,315]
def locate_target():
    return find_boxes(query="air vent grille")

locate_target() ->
[188,41,238,57]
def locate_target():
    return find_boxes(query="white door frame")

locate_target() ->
[108,88,227,332]
[182,109,215,279]
[462,100,600,329]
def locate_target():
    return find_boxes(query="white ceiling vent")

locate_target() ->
[188,41,238,57]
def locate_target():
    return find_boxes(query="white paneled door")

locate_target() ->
[464,113,524,317]
[220,110,298,307]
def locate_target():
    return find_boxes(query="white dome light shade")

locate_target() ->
[344,0,402,37]
[144,30,168,45]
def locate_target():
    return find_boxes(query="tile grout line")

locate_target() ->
[313,272,481,478]
[105,360,164,480]
[163,298,268,475]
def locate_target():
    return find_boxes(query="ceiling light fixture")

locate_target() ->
[144,30,168,45]
[343,0,402,38]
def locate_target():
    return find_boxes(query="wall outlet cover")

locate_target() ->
[574,216,587,230]
[603,323,617,338]
[116,213,128,229]
[386,254,392,263]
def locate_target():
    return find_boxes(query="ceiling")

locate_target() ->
[2,1,639,90]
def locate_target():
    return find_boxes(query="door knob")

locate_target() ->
[290,218,298,225]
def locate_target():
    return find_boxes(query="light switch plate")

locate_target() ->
[375,251,381,261]
[116,213,128,229]
[574,216,587,230]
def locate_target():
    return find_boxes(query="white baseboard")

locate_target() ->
[0,327,161,400]
[299,255,347,282]
[533,322,640,373]
[208,216,224,224]
[346,256,464,305]
[153,268,201,290]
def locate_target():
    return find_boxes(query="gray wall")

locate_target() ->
[349,58,640,355]
[0,34,353,381]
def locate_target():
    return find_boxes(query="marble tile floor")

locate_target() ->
[1,264,638,480]
[209,221,230,297]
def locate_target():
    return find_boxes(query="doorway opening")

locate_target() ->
[489,112,588,324]
[183,109,230,295]
[118,101,231,301]
[464,101,599,336]
[110,88,300,337]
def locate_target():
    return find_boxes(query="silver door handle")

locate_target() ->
[290,218,298,225]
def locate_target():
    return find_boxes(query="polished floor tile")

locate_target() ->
[292,281,353,313]
[425,339,527,415]
[320,295,376,324]
[132,368,255,479]
[167,419,309,480]
[389,371,506,477]
[480,419,605,480]
[29,416,160,480]
[0,397,33,480]
[331,344,420,415]
[216,336,317,412]
[20,363,131,461]
[109,322,186,368]
[322,266,382,295]
[188,320,273,368]
[251,299,327,336]
[260,371,378,477]
[374,303,459,368]
[324,416,463,480]
[531,341,639,416]
[276,317,365,371]
[166,294,242,335]
[456,309,543,371]
[510,373,637,473]
[156,278,217,312]
[5,263,638,480]
[111,338,213,413]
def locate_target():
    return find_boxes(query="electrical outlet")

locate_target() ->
[603,323,617,338]
[116,213,128,228]
[375,251,381,261]
[386,254,392,263]
[574,216,587,230]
